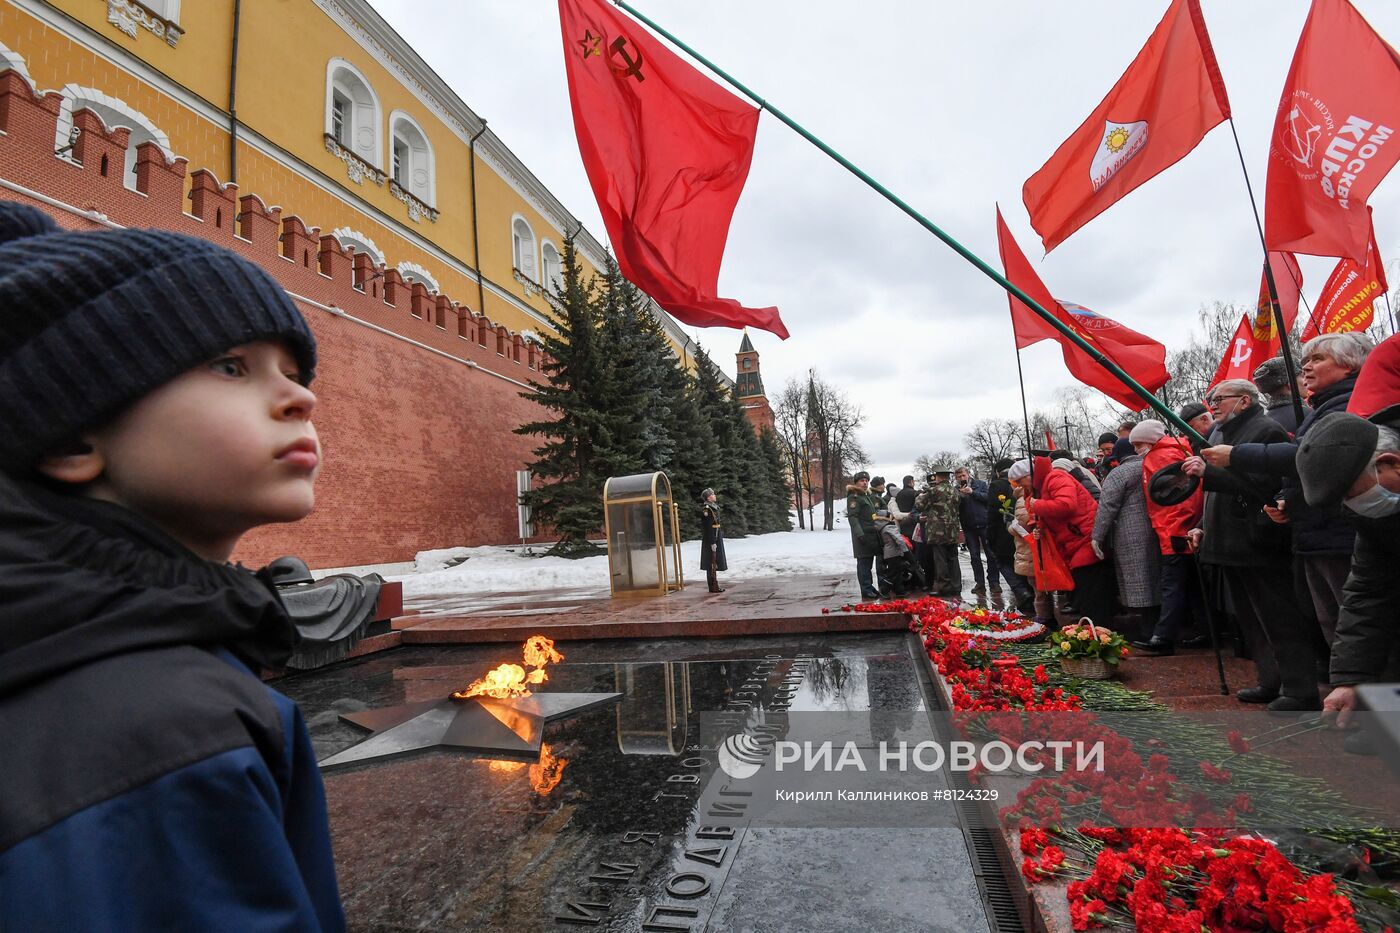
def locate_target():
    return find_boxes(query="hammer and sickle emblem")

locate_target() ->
[608,35,646,82]
[1230,338,1252,368]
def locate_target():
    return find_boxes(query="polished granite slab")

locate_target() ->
[278,632,991,933]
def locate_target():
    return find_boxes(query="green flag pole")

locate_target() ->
[611,0,1206,445]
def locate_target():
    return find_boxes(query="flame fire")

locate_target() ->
[529,743,568,794]
[453,635,565,700]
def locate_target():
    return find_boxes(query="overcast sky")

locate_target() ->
[370,0,1400,481]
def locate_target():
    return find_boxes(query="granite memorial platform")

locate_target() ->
[280,631,996,932]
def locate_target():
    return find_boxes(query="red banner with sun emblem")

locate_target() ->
[557,0,786,338]
[1022,0,1231,253]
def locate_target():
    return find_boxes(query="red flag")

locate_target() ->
[996,209,1170,409]
[1301,216,1386,339]
[1251,251,1304,354]
[1209,313,1271,390]
[1265,0,1400,263]
[557,0,787,338]
[1022,0,1231,252]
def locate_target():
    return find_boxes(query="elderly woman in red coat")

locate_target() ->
[1009,456,1116,627]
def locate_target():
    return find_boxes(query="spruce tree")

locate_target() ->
[515,236,622,556]
[756,427,794,533]
[598,258,676,474]
[692,345,751,537]
[660,363,719,540]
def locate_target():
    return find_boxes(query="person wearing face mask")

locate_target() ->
[1199,334,1374,649]
[1296,409,1400,754]
[1178,401,1215,453]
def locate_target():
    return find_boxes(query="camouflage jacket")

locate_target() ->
[915,482,961,545]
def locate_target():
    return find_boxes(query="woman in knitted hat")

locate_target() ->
[0,202,343,930]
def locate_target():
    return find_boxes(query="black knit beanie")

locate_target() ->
[0,201,316,472]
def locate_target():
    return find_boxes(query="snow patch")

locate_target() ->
[394,524,858,600]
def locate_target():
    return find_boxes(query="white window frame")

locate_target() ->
[511,215,537,280]
[324,58,382,170]
[540,240,563,292]
[144,0,181,23]
[387,110,435,207]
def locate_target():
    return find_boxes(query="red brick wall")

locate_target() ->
[0,71,550,568]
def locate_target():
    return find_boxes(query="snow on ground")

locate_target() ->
[394,513,856,600]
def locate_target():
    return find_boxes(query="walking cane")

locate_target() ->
[1188,556,1230,696]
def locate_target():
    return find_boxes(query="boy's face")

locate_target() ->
[60,341,319,561]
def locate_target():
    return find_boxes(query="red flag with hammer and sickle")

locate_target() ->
[1265,0,1400,264]
[1209,313,1271,391]
[558,0,786,338]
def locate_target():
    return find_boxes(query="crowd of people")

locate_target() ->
[848,329,1400,750]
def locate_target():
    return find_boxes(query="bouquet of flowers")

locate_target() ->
[1048,619,1129,680]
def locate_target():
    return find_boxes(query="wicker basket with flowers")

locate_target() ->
[1048,617,1129,680]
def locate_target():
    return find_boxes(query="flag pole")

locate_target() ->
[1013,344,1035,463]
[610,0,1206,446]
[1226,117,1306,425]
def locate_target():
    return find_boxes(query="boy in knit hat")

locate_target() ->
[0,202,344,931]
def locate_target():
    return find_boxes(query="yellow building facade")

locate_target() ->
[0,0,699,352]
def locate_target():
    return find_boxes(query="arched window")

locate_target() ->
[330,227,385,266]
[511,215,537,280]
[55,85,172,191]
[325,59,381,169]
[388,111,434,207]
[0,40,32,84]
[396,261,440,294]
[540,240,562,291]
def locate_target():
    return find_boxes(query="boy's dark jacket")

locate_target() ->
[0,472,344,931]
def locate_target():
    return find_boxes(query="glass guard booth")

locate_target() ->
[603,472,684,596]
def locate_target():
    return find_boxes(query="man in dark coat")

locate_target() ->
[700,488,726,593]
[1296,408,1400,753]
[895,475,919,538]
[1208,333,1372,648]
[1183,379,1319,712]
[846,471,882,600]
[1253,356,1302,435]
[954,466,996,595]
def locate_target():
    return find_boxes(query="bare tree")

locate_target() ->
[1160,301,1249,410]
[806,371,867,531]
[912,450,966,479]
[772,378,811,529]
[962,419,1022,476]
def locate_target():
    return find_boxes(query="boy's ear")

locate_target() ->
[35,439,104,485]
